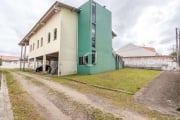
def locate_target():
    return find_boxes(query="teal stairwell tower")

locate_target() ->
[77,0,122,74]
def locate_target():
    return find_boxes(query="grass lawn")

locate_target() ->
[65,68,161,94]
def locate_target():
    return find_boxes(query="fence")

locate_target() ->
[122,56,177,70]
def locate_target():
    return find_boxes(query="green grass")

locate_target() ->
[65,68,161,93]
[4,70,44,120]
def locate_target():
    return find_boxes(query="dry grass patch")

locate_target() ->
[4,70,43,120]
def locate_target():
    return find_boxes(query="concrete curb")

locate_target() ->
[0,72,14,120]
[63,77,134,95]
[0,72,5,120]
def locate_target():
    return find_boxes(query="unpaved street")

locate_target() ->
[135,71,180,116]
[11,72,71,120]
[10,71,148,120]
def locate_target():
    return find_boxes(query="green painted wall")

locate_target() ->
[78,1,122,74]
[77,1,91,74]
[90,2,117,74]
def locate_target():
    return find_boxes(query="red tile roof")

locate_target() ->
[142,47,156,52]
[0,55,19,61]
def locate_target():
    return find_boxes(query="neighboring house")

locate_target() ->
[0,55,20,68]
[116,43,158,57]
[116,43,177,70]
[18,0,123,76]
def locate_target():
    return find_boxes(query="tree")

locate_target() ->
[170,51,177,57]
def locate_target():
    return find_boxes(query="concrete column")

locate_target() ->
[20,45,23,70]
[27,59,30,69]
[43,55,46,72]
[34,58,36,69]
[23,43,27,71]
[58,52,60,76]
[179,31,180,68]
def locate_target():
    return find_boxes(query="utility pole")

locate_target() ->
[176,28,180,68]
[179,30,180,67]
[0,56,2,66]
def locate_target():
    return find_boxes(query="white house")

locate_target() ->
[116,44,177,70]
[116,43,158,57]
[0,55,20,68]
[19,2,79,76]
[18,1,120,76]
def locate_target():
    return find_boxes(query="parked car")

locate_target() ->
[36,65,51,72]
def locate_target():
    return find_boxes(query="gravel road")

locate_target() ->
[135,71,180,117]
[11,71,148,120]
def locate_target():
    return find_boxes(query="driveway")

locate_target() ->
[11,71,148,120]
[135,71,180,116]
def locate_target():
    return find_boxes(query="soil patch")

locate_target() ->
[135,71,180,117]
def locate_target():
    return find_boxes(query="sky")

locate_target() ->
[0,0,180,56]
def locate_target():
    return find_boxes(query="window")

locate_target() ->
[92,2,96,23]
[41,37,43,47]
[92,50,96,65]
[54,28,57,40]
[79,57,83,65]
[37,40,39,48]
[79,56,88,65]
[92,39,95,48]
[48,32,51,43]
[91,2,96,48]
[92,24,96,48]
[92,24,96,39]
[30,45,32,52]
[91,2,97,65]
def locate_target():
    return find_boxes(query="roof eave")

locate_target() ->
[112,31,117,39]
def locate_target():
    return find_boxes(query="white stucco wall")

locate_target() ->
[0,61,20,68]
[123,56,177,70]
[0,61,28,69]
[28,11,61,58]
[28,7,77,75]
[59,8,77,75]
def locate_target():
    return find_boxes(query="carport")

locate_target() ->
[46,52,59,75]
[28,52,59,75]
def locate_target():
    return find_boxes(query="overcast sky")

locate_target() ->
[0,0,180,56]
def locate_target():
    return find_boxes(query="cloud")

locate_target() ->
[112,0,180,55]
[0,0,180,56]
[0,0,53,56]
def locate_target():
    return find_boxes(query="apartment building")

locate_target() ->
[19,0,122,76]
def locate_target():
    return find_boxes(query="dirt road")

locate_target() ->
[135,71,180,116]
[10,71,148,120]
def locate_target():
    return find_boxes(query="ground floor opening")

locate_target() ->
[28,52,59,75]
